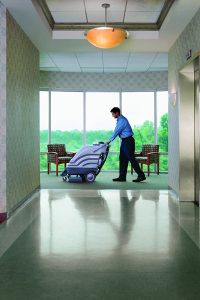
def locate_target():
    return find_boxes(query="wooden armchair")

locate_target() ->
[47,144,76,176]
[131,144,159,176]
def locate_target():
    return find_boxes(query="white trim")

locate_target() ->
[154,91,158,144]
[48,89,51,144]
[83,92,86,145]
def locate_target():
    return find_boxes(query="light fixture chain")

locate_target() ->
[102,3,110,27]
[105,5,107,26]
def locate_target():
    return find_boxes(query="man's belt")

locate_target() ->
[121,136,133,141]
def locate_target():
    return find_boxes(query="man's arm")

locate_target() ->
[108,118,126,142]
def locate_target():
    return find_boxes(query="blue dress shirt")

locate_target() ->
[109,115,134,142]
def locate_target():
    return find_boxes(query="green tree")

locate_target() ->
[158,113,168,171]
[158,113,168,152]
[134,120,154,151]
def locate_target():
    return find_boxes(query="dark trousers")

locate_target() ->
[119,137,143,179]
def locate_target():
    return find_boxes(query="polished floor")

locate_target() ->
[0,189,200,299]
[41,172,168,190]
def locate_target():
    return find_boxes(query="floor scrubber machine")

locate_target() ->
[61,142,110,183]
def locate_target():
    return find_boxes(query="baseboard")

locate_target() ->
[7,185,40,219]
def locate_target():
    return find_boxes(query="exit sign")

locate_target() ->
[186,49,192,60]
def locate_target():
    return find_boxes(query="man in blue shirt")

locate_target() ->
[107,107,146,182]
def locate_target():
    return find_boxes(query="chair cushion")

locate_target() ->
[58,156,72,162]
[136,156,148,163]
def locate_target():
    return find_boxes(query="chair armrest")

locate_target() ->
[66,152,76,157]
[47,151,58,155]
[147,152,159,156]
[135,151,142,157]
[47,151,58,162]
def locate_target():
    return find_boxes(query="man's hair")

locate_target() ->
[110,107,120,114]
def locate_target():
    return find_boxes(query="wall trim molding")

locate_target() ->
[7,186,40,218]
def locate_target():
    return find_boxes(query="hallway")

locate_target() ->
[0,189,200,299]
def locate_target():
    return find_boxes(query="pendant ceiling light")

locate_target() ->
[85,3,128,49]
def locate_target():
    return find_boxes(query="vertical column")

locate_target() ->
[154,91,158,173]
[154,91,157,144]
[0,2,7,222]
[194,58,200,205]
[83,92,86,145]
[48,89,51,144]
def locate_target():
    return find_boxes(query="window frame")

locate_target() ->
[39,89,168,173]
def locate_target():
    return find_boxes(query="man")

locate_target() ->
[106,107,146,182]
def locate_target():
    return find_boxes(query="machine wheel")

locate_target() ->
[85,172,96,183]
[63,175,70,182]
[62,176,68,182]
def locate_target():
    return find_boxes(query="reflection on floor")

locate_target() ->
[41,171,168,190]
[0,189,200,299]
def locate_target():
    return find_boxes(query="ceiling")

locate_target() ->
[1,0,200,73]
[40,52,167,73]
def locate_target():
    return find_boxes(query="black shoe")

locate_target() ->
[132,175,146,182]
[113,177,126,182]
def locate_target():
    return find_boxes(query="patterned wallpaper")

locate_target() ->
[40,71,168,91]
[168,8,200,193]
[6,12,40,213]
[0,3,6,213]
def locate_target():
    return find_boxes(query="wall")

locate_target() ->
[6,12,40,213]
[40,71,168,91]
[168,8,200,193]
[0,3,7,219]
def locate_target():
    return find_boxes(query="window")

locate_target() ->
[122,92,154,151]
[51,92,84,152]
[39,90,168,173]
[86,92,120,170]
[122,92,155,171]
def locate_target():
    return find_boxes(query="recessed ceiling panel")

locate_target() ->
[125,11,159,23]
[87,11,124,23]
[42,0,176,31]
[85,0,127,11]
[86,11,106,23]
[126,0,165,12]
[52,11,87,23]
[46,0,85,11]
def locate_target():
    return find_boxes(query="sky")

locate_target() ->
[40,91,168,131]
